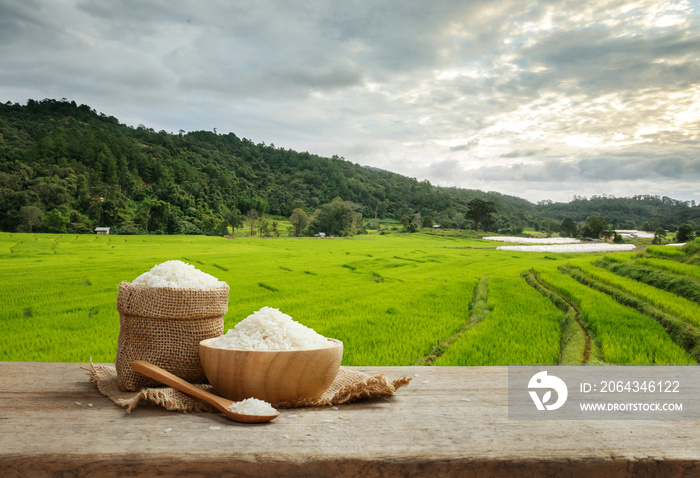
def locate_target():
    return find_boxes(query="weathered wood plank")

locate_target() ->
[1,362,699,477]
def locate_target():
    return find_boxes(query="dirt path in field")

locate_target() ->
[523,270,591,364]
[554,285,591,364]
[419,276,490,365]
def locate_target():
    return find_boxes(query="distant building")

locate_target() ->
[94,227,110,235]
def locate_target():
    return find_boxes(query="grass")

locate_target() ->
[522,269,592,364]
[596,257,700,304]
[540,266,694,364]
[417,275,488,365]
[1,231,699,366]
[433,271,562,365]
[568,258,700,328]
[561,264,700,362]
[634,257,700,281]
[646,245,684,259]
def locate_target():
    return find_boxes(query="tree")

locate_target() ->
[542,219,560,234]
[676,224,695,243]
[226,208,243,237]
[147,199,175,233]
[412,212,422,230]
[308,198,354,236]
[136,197,156,232]
[452,212,466,229]
[601,228,615,242]
[466,199,496,232]
[559,217,578,238]
[258,218,269,237]
[289,208,308,237]
[401,214,417,232]
[582,215,608,239]
[652,227,666,245]
[44,207,70,233]
[216,218,229,236]
[246,209,258,237]
[344,200,364,234]
[20,206,44,233]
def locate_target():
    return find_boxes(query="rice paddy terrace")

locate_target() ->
[1,232,699,366]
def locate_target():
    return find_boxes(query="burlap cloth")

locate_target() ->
[88,361,411,412]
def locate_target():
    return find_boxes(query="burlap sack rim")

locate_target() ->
[118,281,230,290]
[87,360,411,413]
[116,281,230,320]
[117,281,231,293]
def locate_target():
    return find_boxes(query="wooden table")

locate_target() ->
[1,362,699,477]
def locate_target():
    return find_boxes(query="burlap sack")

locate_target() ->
[88,361,411,412]
[115,281,229,391]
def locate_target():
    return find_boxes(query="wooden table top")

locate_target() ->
[1,362,698,477]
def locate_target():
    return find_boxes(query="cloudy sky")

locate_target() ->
[1,0,699,204]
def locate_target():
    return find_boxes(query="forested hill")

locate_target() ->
[0,98,536,234]
[0,98,697,235]
[537,195,700,232]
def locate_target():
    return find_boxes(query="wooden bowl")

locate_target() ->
[199,338,343,403]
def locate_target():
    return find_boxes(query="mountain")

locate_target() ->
[0,98,696,234]
[536,195,699,231]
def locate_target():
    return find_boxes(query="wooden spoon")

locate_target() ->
[130,360,279,423]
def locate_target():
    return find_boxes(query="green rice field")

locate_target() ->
[1,232,699,366]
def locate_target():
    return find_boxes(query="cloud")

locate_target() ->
[470,153,700,183]
[500,150,540,158]
[428,159,464,181]
[0,0,698,204]
[179,57,364,99]
[449,139,479,152]
[518,28,700,96]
